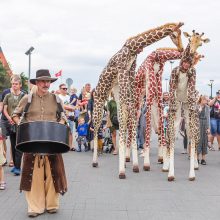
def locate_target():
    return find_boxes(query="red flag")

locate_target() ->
[55,70,62,77]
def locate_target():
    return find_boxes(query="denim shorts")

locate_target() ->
[210,118,220,136]
[68,119,74,134]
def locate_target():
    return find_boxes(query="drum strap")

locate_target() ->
[24,92,33,113]
[19,93,33,124]
[54,94,68,123]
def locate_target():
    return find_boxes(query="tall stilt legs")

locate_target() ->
[168,145,175,181]
[189,139,196,181]
[92,136,98,167]
[162,146,169,172]
[119,137,126,179]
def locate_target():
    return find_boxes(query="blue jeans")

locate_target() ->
[77,136,88,151]
[210,118,220,136]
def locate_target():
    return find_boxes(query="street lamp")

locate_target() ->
[25,46,34,93]
[170,60,174,72]
[165,78,168,92]
[210,79,214,99]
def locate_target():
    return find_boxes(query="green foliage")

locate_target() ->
[20,72,28,92]
[0,61,10,93]
[0,61,28,93]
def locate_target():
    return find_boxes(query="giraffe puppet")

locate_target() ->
[92,22,184,179]
[128,48,184,171]
[164,31,210,181]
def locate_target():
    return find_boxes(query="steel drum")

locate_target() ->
[16,121,70,154]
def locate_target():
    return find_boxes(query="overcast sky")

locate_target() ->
[0,0,219,95]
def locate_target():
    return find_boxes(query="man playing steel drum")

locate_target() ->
[12,69,68,218]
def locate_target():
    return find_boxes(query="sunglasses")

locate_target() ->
[61,88,68,90]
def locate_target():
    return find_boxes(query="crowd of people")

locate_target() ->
[0,73,120,192]
[0,71,220,216]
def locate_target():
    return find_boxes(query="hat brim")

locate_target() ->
[30,77,57,85]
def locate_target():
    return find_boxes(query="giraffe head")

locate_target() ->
[179,31,209,72]
[124,22,184,55]
[183,30,210,55]
[193,53,204,66]
[169,28,184,52]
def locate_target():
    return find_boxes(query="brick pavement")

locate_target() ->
[1,135,220,220]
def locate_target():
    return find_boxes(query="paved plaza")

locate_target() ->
[1,135,220,220]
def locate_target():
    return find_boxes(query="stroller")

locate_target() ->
[103,128,113,153]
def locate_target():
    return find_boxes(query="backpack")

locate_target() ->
[210,100,220,119]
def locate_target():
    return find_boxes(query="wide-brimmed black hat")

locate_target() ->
[30,69,57,85]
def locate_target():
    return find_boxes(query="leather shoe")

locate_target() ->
[28,212,39,218]
[47,209,58,214]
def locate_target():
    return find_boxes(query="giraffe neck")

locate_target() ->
[179,44,195,73]
[155,49,182,63]
[125,23,179,54]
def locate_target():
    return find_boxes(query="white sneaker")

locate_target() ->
[181,149,187,154]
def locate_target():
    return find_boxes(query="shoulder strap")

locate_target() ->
[18,92,33,124]
[53,94,68,122]
[23,92,33,113]
[20,91,25,98]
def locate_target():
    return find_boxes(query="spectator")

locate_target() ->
[97,122,104,155]
[58,83,75,150]
[69,86,78,107]
[0,74,24,168]
[3,76,25,175]
[162,92,169,138]
[106,92,119,155]
[197,95,210,165]
[69,86,78,133]
[84,83,91,100]
[209,90,220,150]
[74,105,80,130]
[89,112,105,154]
[87,89,95,150]
[137,99,147,150]
[78,87,89,112]
[78,83,91,111]
[179,104,188,155]
[76,117,89,152]
[179,117,188,154]
[0,128,6,190]
[162,92,169,107]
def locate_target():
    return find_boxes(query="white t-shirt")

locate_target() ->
[58,94,70,105]
[58,94,74,116]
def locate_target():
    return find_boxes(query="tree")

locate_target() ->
[0,61,29,93]
[0,61,10,93]
[20,72,28,92]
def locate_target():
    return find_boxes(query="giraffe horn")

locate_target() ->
[192,30,195,34]
[177,22,184,28]
[200,32,204,37]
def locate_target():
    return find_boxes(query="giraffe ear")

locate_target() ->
[202,38,210,43]
[183,32,191,38]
